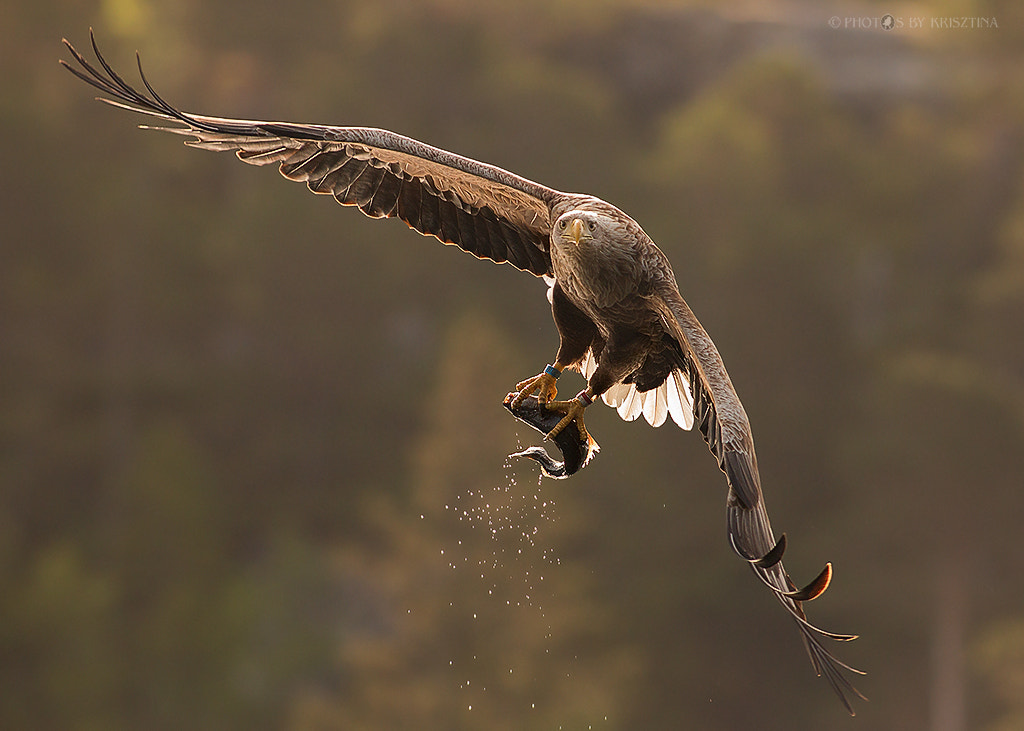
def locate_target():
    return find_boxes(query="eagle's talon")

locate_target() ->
[544,398,589,442]
[511,371,558,409]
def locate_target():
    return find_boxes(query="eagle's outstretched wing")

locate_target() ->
[62,32,694,432]
[61,31,558,276]
[656,292,865,714]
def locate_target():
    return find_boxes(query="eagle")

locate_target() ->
[62,32,864,713]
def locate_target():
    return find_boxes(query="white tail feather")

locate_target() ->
[617,388,644,421]
[667,370,695,430]
[574,352,693,429]
[643,383,669,427]
[602,382,632,408]
[581,351,597,379]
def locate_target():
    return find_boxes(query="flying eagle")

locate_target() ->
[62,32,864,713]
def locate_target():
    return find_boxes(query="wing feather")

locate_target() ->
[236,144,292,163]
[655,292,864,715]
[455,208,485,260]
[437,196,461,245]
[576,291,862,710]
[364,170,402,218]
[61,32,558,277]
[396,176,424,229]
[345,164,386,208]
[280,148,347,181]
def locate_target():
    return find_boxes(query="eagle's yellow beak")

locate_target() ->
[569,218,585,244]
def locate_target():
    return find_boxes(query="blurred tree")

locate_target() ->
[283,311,639,729]
[975,617,1024,731]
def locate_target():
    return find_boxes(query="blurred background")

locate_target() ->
[4,0,1024,728]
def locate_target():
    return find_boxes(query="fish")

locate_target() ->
[502,393,599,478]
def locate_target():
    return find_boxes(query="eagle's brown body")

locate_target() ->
[62,32,863,713]
[548,196,682,399]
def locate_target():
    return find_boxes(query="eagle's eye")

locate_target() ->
[558,219,567,230]
[587,220,596,232]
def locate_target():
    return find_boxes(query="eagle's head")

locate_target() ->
[553,209,607,249]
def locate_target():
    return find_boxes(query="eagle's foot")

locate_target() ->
[511,371,559,410]
[544,397,590,442]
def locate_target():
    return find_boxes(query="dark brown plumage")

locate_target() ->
[62,31,864,713]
